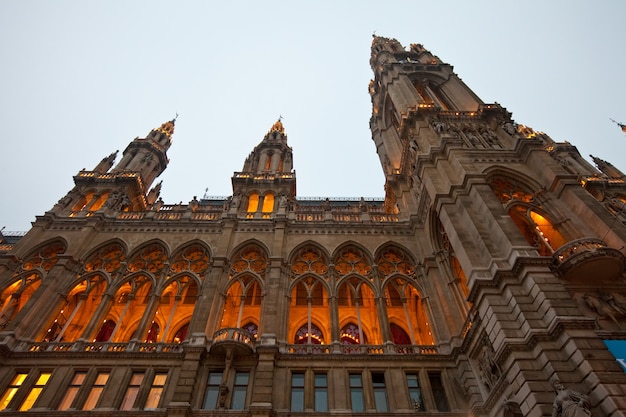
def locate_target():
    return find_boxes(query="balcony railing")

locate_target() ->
[283,343,438,355]
[22,340,183,353]
[210,327,256,355]
[552,237,626,282]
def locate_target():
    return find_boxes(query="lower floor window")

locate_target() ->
[314,373,328,412]
[203,371,223,410]
[372,372,388,412]
[349,373,364,412]
[231,372,249,410]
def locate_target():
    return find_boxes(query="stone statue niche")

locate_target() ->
[578,292,626,330]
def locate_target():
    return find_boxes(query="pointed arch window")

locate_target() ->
[127,244,167,275]
[170,244,210,276]
[337,277,380,344]
[384,278,434,345]
[40,275,107,342]
[290,246,329,280]
[289,277,328,347]
[295,323,324,344]
[221,275,263,329]
[0,273,41,329]
[151,275,198,343]
[95,275,152,342]
[340,322,366,345]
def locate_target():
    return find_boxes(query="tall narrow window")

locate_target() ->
[0,373,28,409]
[18,372,51,411]
[349,373,364,412]
[428,372,450,412]
[314,373,328,412]
[247,193,259,213]
[144,373,167,410]
[372,372,388,412]
[203,371,223,410]
[406,373,423,411]
[120,372,144,410]
[231,372,249,410]
[58,372,87,410]
[83,372,109,410]
[261,193,274,213]
[290,372,305,412]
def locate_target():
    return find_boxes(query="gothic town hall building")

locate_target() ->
[1,36,626,417]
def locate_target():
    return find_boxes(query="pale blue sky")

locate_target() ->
[1,1,625,231]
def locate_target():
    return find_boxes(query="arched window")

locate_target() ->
[337,277,379,344]
[261,193,274,213]
[127,243,167,275]
[172,323,189,344]
[39,275,107,342]
[151,275,198,343]
[247,193,259,213]
[0,273,41,329]
[84,242,126,275]
[384,278,434,345]
[340,323,367,345]
[221,275,263,330]
[96,275,152,342]
[390,323,411,345]
[490,176,568,255]
[295,323,324,344]
[289,276,328,346]
[94,320,116,342]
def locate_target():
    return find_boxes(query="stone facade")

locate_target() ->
[0,36,625,417]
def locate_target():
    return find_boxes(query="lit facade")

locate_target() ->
[1,36,626,417]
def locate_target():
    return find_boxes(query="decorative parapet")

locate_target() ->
[552,237,626,282]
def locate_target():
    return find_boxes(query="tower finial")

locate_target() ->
[610,118,626,134]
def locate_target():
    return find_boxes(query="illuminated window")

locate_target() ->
[18,372,51,411]
[314,373,328,412]
[349,373,364,412]
[58,372,86,410]
[294,323,324,345]
[406,373,423,411]
[290,372,304,412]
[261,193,274,213]
[0,373,28,409]
[231,372,249,410]
[120,372,144,410]
[372,372,388,412]
[247,193,259,213]
[203,371,223,410]
[144,373,167,410]
[83,372,109,410]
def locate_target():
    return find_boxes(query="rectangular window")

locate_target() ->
[0,373,28,409]
[314,373,328,412]
[58,372,87,410]
[120,372,144,410]
[428,372,450,412]
[83,372,109,410]
[406,373,423,411]
[19,372,51,411]
[144,372,167,410]
[349,373,364,412]
[372,372,388,412]
[231,372,249,410]
[290,372,305,412]
[203,371,223,410]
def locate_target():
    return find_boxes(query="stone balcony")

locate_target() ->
[210,327,256,356]
[552,237,626,282]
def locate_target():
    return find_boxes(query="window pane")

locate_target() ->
[428,372,450,412]
[203,371,222,410]
[314,373,328,412]
[231,372,249,410]
[372,373,388,412]
[58,387,79,410]
[0,373,28,409]
[349,374,364,412]
[144,387,163,409]
[83,372,109,411]
[406,373,423,411]
[120,387,139,410]
[291,373,304,412]
[19,372,51,411]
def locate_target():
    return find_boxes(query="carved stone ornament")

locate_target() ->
[551,379,592,417]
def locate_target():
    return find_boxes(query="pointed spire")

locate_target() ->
[269,116,285,135]
[93,150,119,174]
[154,118,176,138]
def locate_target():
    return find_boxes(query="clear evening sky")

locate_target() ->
[1,1,625,231]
